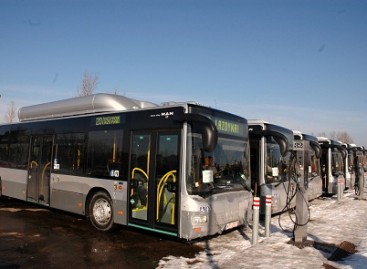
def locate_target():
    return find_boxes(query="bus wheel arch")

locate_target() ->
[87,189,116,231]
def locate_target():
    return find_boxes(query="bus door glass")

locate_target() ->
[332,148,344,177]
[27,135,53,205]
[129,131,179,233]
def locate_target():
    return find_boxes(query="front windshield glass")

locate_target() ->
[331,148,344,176]
[307,147,320,178]
[362,151,367,172]
[348,151,354,173]
[186,132,250,197]
[355,150,364,174]
[265,136,290,184]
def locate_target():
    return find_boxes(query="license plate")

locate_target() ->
[225,221,239,230]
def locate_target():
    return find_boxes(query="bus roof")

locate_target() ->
[317,137,344,148]
[18,93,158,122]
[293,130,318,143]
[248,119,293,138]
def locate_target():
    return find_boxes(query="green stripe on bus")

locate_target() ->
[127,223,177,237]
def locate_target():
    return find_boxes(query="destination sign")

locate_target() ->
[214,118,244,136]
[95,116,121,126]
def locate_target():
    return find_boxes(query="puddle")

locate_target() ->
[0,198,203,269]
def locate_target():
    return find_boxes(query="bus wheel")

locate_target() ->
[89,191,115,231]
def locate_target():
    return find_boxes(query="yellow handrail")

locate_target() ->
[40,162,51,199]
[131,167,149,180]
[131,167,149,210]
[30,160,38,169]
[156,170,176,223]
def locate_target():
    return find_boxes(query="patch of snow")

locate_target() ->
[157,187,367,269]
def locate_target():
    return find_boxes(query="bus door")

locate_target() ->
[27,135,53,205]
[129,131,179,235]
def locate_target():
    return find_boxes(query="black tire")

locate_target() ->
[88,191,115,231]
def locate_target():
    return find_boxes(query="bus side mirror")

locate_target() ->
[274,136,288,156]
[314,146,322,159]
[310,141,322,159]
[175,113,218,152]
[340,148,347,159]
[195,120,217,152]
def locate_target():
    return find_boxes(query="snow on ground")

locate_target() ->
[157,186,367,269]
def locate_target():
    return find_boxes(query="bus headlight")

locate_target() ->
[191,214,208,225]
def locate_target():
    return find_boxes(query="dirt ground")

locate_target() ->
[0,197,203,269]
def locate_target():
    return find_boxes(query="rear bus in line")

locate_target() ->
[344,144,364,191]
[363,148,367,184]
[317,137,346,196]
[248,120,296,215]
[342,143,353,190]
[293,131,323,201]
[0,93,253,240]
[347,144,365,194]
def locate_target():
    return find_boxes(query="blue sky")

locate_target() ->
[1,0,366,146]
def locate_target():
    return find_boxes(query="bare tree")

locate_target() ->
[318,130,354,144]
[4,101,17,123]
[336,131,354,144]
[76,72,99,96]
[329,131,337,140]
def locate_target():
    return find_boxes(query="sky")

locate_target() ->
[0,0,366,146]
[158,186,367,269]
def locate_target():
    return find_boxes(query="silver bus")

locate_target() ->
[317,137,346,195]
[0,93,253,240]
[342,143,353,189]
[346,144,365,194]
[293,131,322,201]
[248,120,295,215]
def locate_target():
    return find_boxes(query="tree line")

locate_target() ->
[1,72,355,145]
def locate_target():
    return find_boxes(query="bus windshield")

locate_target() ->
[265,136,290,184]
[307,147,321,178]
[332,148,344,176]
[348,150,354,173]
[186,133,250,197]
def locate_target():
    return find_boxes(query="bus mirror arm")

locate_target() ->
[310,141,322,159]
[175,113,218,152]
[273,136,288,156]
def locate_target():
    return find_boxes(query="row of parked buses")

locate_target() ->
[0,93,365,240]
[249,121,367,217]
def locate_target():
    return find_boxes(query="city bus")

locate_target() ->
[363,148,367,189]
[248,120,295,215]
[293,131,322,201]
[317,137,346,195]
[0,93,253,240]
[343,143,357,190]
[342,143,353,190]
[347,144,365,195]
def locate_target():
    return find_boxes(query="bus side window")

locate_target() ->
[8,135,30,169]
[54,133,85,175]
[87,130,123,178]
